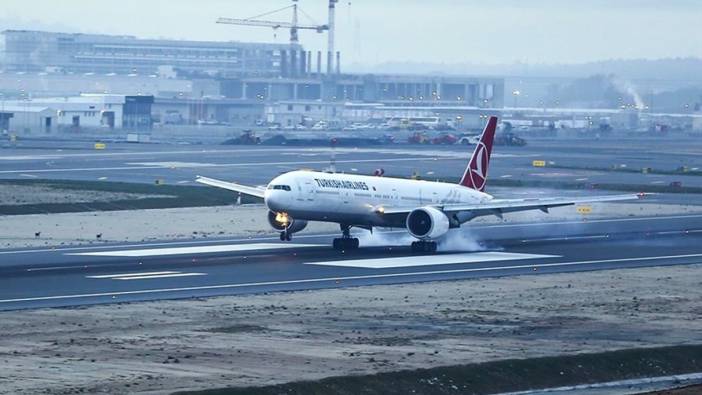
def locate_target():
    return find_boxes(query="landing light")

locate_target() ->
[275,212,290,225]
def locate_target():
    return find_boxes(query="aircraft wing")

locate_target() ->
[195,176,266,199]
[382,193,643,219]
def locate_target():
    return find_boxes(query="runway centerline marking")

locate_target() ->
[2,252,701,305]
[87,271,180,278]
[87,271,206,280]
[304,252,559,268]
[68,243,323,257]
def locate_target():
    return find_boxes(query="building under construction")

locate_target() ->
[0,1,504,132]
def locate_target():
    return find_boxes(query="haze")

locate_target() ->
[1,0,701,66]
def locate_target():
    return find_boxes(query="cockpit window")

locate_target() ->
[268,185,291,191]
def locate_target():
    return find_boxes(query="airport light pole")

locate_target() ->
[0,93,4,133]
[512,89,521,108]
[19,89,27,134]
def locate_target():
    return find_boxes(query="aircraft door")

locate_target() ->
[295,180,305,203]
[342,188,351,205]
[303,180,316,204]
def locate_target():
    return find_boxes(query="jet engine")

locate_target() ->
[406,206,450,240]
[267,211,308,234]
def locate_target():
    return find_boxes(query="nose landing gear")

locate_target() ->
[411,240,437,253]
[332,224,360,251]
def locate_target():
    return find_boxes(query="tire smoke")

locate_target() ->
[356,229,415,247]
[436,228,488,252]
[357,228,490,252]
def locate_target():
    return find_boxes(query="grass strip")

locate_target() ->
[0,179,261,215]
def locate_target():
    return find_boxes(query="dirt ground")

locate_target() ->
[0,184,174,205]
[1,201,700,249]
[644,385,702,394]
[1,263,701,395]
[0,204,338,249]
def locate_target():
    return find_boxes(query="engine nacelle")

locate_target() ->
[406,206,450,240]
[267,211,307,234]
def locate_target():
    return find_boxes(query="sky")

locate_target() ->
[1,0,701,66]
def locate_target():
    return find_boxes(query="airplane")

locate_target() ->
[196,116,641,253]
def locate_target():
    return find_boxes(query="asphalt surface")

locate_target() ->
[1,214,700,311]
[2,136,702,192]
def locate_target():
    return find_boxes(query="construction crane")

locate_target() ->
[217,2,328,45]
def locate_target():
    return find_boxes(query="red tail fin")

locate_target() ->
[459,116,498,192]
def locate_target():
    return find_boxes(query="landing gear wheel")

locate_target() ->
[280,231,292,242]
[333,237,360,251]
[411,241,437,254]
[333,224,359,251]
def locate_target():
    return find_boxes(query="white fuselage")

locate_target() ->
[264,170,492,227]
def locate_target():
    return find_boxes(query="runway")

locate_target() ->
[0,214,700,311]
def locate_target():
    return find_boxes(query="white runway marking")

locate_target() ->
[87,271,206,280]
[69,243,322,257]
[305,252,558,268]
[0,157,455,174]
[126,161,217,168]
[0,155,63,160]
[88,271,178,278]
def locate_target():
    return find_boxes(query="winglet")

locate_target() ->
[459,116,498,192]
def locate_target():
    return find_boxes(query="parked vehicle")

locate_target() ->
[495,133,527,146]
[431,133,458,145]
[222,130,261,145]
[311,121,328,130]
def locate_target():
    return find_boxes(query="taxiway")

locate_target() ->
[2,137,702,191]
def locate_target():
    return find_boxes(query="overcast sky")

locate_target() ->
[1,0,701,65]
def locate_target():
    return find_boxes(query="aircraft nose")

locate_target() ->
[265,190,285,211]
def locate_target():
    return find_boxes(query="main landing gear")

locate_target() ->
[333,225,359,251]
[279,231,292,241]
[411,240,437,253]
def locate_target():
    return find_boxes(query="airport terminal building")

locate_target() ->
[1,94,154,134]
[0,30,295,77]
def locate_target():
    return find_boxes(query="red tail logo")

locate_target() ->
[459,116,497,192]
